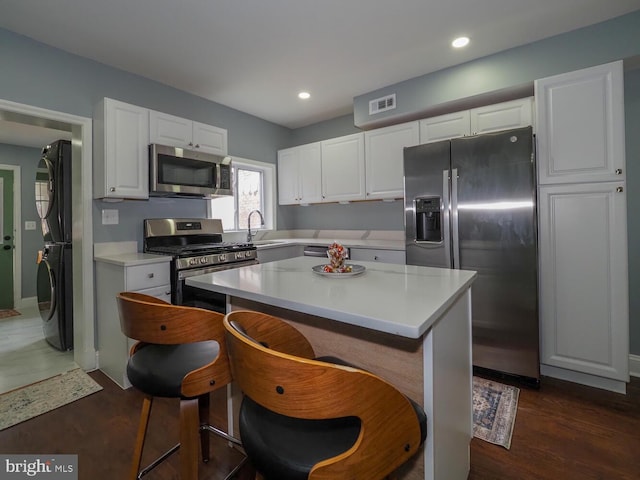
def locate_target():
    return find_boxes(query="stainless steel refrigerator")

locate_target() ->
[404,126,539,384]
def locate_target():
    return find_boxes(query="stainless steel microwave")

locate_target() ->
[149,144,233,197]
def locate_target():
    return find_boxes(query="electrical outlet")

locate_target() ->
[24,221,37,230]
[101,209,119,225]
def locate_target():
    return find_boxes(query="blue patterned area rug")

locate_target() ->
[472,376,520,449]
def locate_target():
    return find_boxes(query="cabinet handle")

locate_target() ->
[147,273,154,278]
[616,169,623,175]
[616,186,624,193]
[110,187,116,192]
[374,255,379,261]
[195,144,200,148]
[188,142,194,147]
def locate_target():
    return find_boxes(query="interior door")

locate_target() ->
[0,169,15,309]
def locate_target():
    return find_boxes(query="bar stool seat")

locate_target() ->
[224,310,427,480]
[117,292,246,480]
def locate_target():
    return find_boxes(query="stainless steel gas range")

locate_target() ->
[143,218,258,313]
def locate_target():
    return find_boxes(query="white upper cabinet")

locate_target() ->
[420,110,470,143]
[93,98,150,199]
[277,142,322,205]
[277,147,300,205]
[470,98,533,135]
[364,121,420,200]
[419,98,533,143]
[149,110,228,155]
[321,133,365,202]
[535,61,625,185]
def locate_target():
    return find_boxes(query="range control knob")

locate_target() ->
[219,254,227,262]
[200,257,208,264]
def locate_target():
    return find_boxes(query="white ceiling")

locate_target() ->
[1,0,640,142]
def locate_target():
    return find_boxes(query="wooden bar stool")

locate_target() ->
[223,310,427,480]
[116,292,246,480]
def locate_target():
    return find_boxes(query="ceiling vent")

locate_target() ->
[369,94,396,115]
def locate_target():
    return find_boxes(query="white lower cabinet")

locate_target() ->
[95,259,171,388]
[257,245,304,263]
[538,182,628,388]
[349,248,405,265]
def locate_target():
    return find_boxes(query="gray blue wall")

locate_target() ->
[282,12,640,356]
[1,11,639,355]
[0,144,44,298]
[0,27,291,249]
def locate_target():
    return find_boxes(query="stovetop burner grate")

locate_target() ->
[146,242,255,257]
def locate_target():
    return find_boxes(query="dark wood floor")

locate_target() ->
[1,370,638,479]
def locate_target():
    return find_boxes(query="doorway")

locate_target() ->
[0,98,95,371]
[0,166,17,309]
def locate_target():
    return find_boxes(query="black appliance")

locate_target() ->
[143,218,258,313]
[35,140,73,351]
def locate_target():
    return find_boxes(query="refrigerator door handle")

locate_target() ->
[442,169,452,268]
[451,168,460,269]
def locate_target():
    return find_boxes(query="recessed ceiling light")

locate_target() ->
[298,91,311,100]
[452,36,470,48]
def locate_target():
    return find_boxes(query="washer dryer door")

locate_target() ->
[37,257,56,322]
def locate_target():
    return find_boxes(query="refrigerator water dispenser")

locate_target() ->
[415,196,442,242]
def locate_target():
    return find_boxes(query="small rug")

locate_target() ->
[0,368,103,431]
[0,309,21,320]
[472,376,520,449]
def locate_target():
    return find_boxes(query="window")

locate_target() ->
[208,156,276,232]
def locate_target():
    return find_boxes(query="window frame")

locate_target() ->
[207,156,276,233]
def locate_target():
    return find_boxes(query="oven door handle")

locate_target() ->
[177,260,259,280]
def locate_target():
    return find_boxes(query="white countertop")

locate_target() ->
[186,256,476,338]
[93,252,172,267]
[258,238,404,250]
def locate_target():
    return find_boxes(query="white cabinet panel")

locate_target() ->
[349,248,405,265]
[277,147,300,205]
[365,121,419,200]
[192,121,228,155]
[538,182,628,381]
[321,133,365,202]
[149,110,192,146]
[277,142,322,205]
[94,98,149,199]
[420,99,533,145]
[535,61,625,184]
[95,260,171,389]
[149,110,228,155]
[125,262,170,291]
[470,98,533,135]
[257,245,303,263]
[420,111,470,143]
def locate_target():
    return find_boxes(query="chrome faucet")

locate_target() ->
[247,209,265,243]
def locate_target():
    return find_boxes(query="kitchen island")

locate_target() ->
[187,256,477,480]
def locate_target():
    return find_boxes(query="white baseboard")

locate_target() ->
[540,364,627,394]
[630,354,640,378]
[17,296,37,308]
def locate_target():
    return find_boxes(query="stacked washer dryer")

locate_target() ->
[35,140,73,351]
